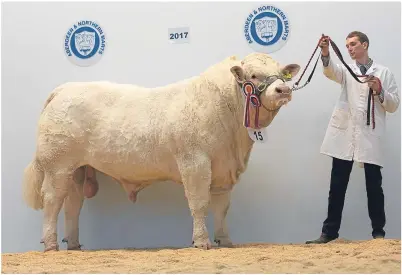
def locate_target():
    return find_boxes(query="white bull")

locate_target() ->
[23,53,300,251]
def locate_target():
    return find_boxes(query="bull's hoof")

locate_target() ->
[214,238,233,248]
[44,243,59,252]
[192,239,212,250]
[62,238,83,250]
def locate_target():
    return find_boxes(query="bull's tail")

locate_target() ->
[23,86,65,209]
[22,159,45,210]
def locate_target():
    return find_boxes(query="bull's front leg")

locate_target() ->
[177,153,212,250]
[210,186,233,247]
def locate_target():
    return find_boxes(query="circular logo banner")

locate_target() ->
[64,20,106,67]
[244,5,291,53]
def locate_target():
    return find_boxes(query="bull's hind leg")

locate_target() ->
[41,171,71,252]
[62,167,85,250]
[210,187,233,247]
[177,153,212,250]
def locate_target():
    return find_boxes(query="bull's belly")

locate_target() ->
[83,146,180,183]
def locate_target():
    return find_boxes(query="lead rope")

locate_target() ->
[294,34,379,129]
[291,38,323,92]
[323,34,378,129]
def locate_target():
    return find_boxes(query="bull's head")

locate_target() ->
[230,53,300,128]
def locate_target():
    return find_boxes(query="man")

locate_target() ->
[306,31,400,244]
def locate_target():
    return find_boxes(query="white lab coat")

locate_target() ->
[320,57,400,168]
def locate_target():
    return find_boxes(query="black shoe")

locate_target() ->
[372,229,385,239]
[305,234,337,244]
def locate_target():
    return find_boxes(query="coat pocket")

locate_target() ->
[330,104,349,130]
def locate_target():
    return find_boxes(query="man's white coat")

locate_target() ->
[320,58,400,167]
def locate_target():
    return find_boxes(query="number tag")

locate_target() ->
[247,128,267,143]
[168,27,190,44]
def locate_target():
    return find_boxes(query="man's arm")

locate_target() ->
[319,35,345,85]
[379,69,400,113]
[321,53,345,85]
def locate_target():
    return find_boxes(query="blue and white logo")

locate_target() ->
[244,5,290,53]
[64,20,106,67]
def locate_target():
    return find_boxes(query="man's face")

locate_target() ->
[346,36,367,60]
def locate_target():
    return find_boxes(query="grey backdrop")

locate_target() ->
[2,1,400,253]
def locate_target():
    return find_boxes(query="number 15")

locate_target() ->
[254,131,263,141]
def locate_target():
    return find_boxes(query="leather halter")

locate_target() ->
[237,74,288,128]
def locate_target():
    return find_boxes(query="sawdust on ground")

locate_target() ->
[2,239,400,274]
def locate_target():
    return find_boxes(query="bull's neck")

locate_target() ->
[231,79,255,176]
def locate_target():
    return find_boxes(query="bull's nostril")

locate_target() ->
[275,87,282,93]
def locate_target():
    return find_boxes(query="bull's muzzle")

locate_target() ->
[275,85,292,95]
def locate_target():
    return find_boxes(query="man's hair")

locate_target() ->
[346,31,369,48]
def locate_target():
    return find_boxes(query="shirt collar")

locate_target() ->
[356,57,373,71]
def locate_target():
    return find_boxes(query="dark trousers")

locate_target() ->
[322,157,386,238]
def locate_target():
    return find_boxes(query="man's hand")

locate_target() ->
[319,34,330,56]
[366,76,382,94]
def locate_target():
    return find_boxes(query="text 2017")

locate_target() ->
[170,32,188,40]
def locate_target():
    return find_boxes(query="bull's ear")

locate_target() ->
[230,66,246,83]
[280,64,301,81]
